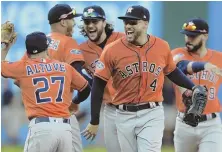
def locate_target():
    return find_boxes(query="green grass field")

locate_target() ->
[1,145,174,152]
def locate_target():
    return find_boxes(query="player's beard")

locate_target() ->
[186,41,203,53]
[87,28,103,42]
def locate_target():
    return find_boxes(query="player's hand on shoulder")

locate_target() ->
[81,123,99,141]
[204,62,222,76]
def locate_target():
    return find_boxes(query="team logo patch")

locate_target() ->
[96,61,105,70]
[173,53,184,62]
[70,49,82,55]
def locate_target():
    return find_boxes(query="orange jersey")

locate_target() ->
[1,58,88,118]
[20,32,84,64]
[95,35,176,105]
[171,47,222,114]
[80,32,124,103]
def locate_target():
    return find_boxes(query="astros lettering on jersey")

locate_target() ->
[95,35,176,105]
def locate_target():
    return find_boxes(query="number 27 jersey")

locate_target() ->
[1,58,88,118]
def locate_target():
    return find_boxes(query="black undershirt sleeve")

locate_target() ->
[166,67,195,90]
[71,61,93,86]
[90,76,107,125]
[72,84,91,104]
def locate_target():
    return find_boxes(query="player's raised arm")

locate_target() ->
[176,60,222,76]
[1,21,17,61]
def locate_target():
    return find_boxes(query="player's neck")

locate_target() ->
[134,34,148,46]
[194,46,208,58]
[51,27,66,36]
[95,31,107,45]
[29,52,48,59]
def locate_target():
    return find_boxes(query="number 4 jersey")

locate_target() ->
[172,47,222,114]
[1,58,88,118]
[95,35,176,105]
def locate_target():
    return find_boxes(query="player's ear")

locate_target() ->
[60,19,67,27]
[143,21,148,30]
[103,20,107,28]
[201,34,208,42]
[204,34,208,40]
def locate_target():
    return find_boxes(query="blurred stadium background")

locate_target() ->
[1,1,222,152]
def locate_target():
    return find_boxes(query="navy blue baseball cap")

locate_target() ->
[48,4,82,24]
[180,18,209,36]
[118,5,150,22]
[82,5,106,20]
[26,32,50,54]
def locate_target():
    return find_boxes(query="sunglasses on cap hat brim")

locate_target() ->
[59,8,82,20]
[82,11,105,20]
[180,23,208,36]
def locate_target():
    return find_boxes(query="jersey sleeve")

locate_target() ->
[163,43,177,75]
[94,46,113,81]
[64,39,85,64]
[68,65,88,92]
[1,61,24,79]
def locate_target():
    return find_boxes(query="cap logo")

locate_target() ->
[83,8,105,19]
[33,50,38,53]
[182,22,196,31]
[143,15,146,19]
[87,8,94,13]
[127,7,133,13]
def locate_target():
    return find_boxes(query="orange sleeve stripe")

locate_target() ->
[94,73,109,82]
[165,66,177,75]
[1,73,7,78]
[79,81,88,92]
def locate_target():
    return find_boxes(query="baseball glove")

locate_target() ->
[183,85,208,127]
[1,21,17,46]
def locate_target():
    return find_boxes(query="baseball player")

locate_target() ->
[172,18,222,152]
[82,5,206,152]
[16,4,91,152]
[1,31,90,152]
[79,5,124,152]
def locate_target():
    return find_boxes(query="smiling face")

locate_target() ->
[123,19,148,44]
[83,19,106,42]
